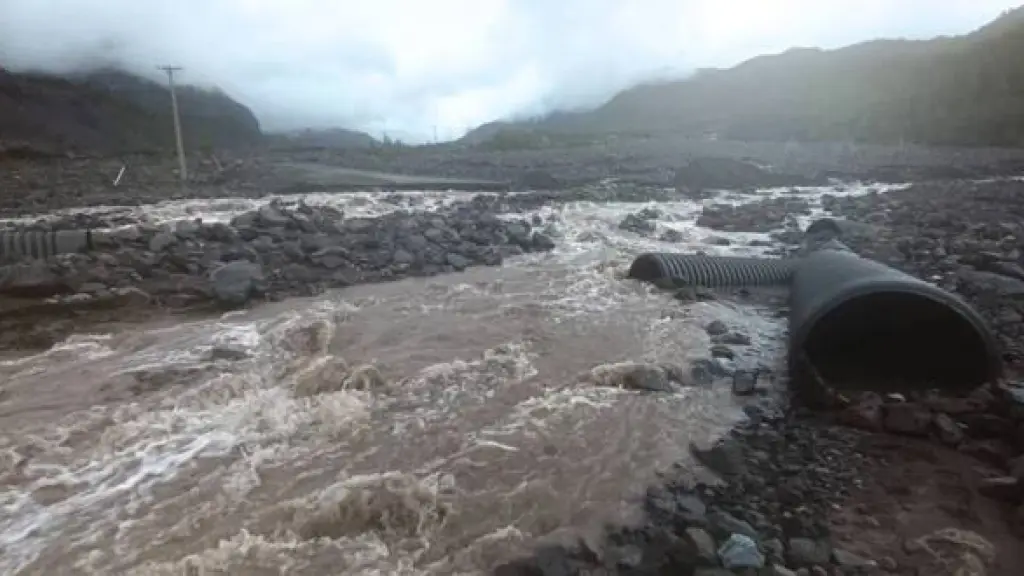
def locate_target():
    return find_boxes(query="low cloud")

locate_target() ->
[1,0,1018,141]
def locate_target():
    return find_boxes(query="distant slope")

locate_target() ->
[470,6,1024,148]
[0,68,262,154]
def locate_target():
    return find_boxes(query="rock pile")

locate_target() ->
[0,200,557,307]
[495,408,879,575]
[697,196,812,233]
[836,383,1024,516]
[673,157,822,198]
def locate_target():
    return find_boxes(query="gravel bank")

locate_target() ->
[5,137,1024,217]
[5,150,1024,573]
[496,177,1024,576]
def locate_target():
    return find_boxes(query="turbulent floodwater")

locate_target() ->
[0,183,888,575]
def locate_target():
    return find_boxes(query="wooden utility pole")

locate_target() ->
[158,65,187,182]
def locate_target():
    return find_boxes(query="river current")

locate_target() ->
[0,182,888,574]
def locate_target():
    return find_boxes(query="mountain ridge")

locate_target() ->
[0,67,263,155]
[464,6,1024,148]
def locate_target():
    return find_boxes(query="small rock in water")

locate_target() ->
[716,331,752,346]
[717,533,765,570]
[710,344,735,360]
[705,320,728,336]
[344,364,387,391]
[205,345,250,362]
[675,286,717,302]
[531,232,556,251]
[586,362,675,393]
[690,357,730,385]
[691,438,747,477]
[659,228,684,243]
[732,370,758,396]
[294,356,351,397]
[618,213,657,234]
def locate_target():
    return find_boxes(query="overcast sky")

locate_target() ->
[1,0,1020,141]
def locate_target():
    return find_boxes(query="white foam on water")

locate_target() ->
[0,190,499,229]
[0,180,903,574]
[0,300,373,574]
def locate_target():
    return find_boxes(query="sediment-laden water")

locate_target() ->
[0,183,887,574]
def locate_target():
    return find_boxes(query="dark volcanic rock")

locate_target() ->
[497,409,872,575]
[697,196,811,233]
[517,169,562,190]
[673,157,818,196]
[2,199,556,307]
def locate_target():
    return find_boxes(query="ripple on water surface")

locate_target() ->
[0,183,889,574]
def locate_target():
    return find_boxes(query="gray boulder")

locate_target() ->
[210,260,264,307]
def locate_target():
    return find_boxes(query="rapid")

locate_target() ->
[0,182,889,574]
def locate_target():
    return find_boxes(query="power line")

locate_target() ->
[157,65,187,183]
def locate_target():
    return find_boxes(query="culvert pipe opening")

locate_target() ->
[789,248,1001,393]
[798,291,995,391]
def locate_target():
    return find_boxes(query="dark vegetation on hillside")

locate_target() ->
[466,7,1024,148]
[0,68,262,155]
[265,127,379,150]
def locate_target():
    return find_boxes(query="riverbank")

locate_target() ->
[5,136,1024,217]
[495,178,1024,575]
[3,150,1024,574]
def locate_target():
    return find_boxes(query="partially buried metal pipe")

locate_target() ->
[789,242,1001,393]
[627,253,796,288]
[628,239,1002,393]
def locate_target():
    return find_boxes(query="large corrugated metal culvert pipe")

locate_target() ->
[626,253,796,288]
[789,242,1002,393]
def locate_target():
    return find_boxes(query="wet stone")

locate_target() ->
[718,533,765,570]
[933,412,964,446]
[707,509,759,541]
[715,331,752,346]
[710,344,735,360]
[732,370,758,396]
[659,228,684,243]
[840,397,885,432]
[977,476,1022,503]
[684,527,718,566]
[646,487,708,528]
[692,439,748,477]
[706,320,729,336]
[832,548,876,570]
[883,402,932,436]
[674,286,717,302]
[690,357,731,385]
[787,537,833,567]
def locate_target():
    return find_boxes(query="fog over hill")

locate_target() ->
[468,6,1024,148]
[1,0,1020,143]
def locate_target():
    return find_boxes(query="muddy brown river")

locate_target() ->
[0,184,890,574]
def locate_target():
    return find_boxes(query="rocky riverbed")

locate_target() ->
[3,153,1024,574]
[6,135,1024,217]
[0,199,556,305]
[494,178,1024,576]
